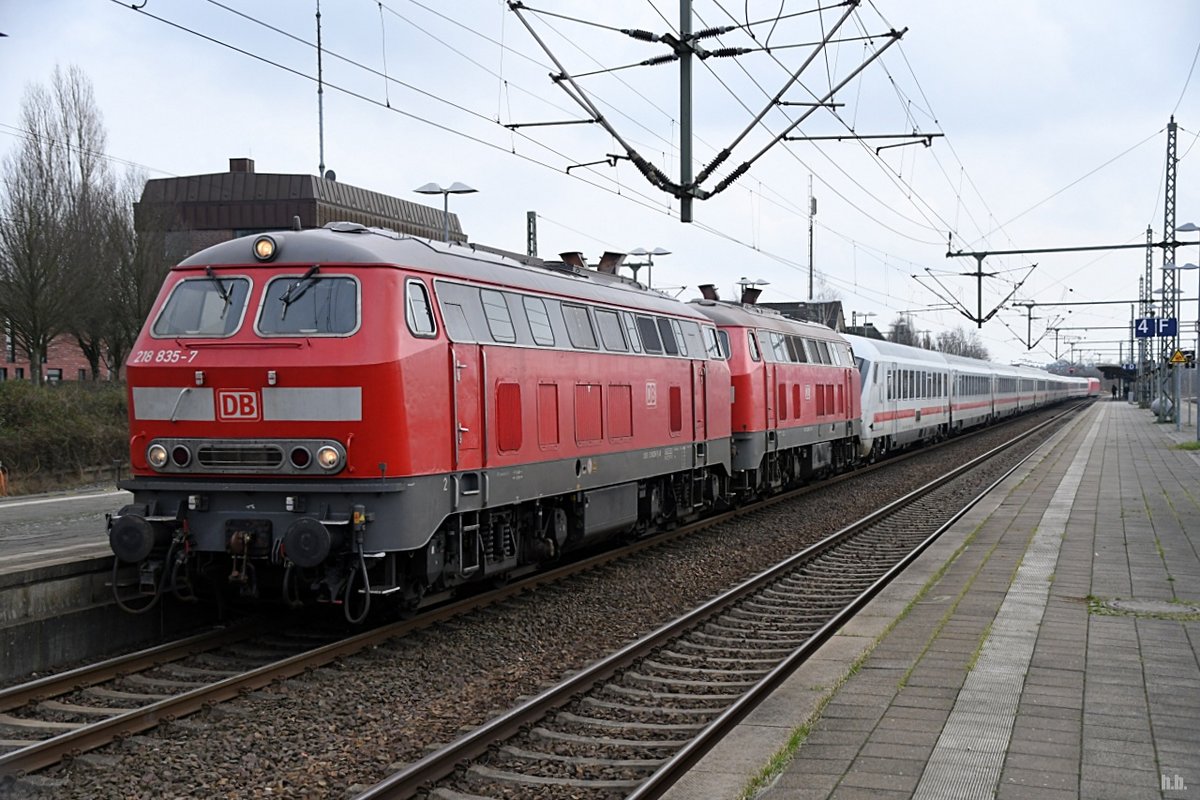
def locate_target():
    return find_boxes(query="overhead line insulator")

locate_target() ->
[621,28,659,42]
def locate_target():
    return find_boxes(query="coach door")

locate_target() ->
[450,343,482,469]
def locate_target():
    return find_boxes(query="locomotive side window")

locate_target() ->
[621,313,643,353]
[658,318,680,356]
[636,316,663,353]
[784,336,800,363]
[524,297,555,346]
[747,331,761,362]
[791,337,809,363]
[480,290,516,343]
[689,323,715,359]
[713,328,730,359]
[768,332,787,362]
[595,310,628,352]
[258,274,358,336]
[405,280,437,337]
[672,321,691,355]
[815,340,832,364]
[153,276,251,338]
[440,302,473,342]
[562,304,598,350]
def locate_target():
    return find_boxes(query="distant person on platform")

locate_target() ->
[1111,385,1118,400]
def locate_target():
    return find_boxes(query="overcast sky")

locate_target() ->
[2,1,1198,366]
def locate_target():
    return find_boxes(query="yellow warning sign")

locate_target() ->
[1171,349,1187,364]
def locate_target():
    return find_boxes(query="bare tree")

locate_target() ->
[935,326,990,360]
[100,172,179,379]
[887,315,921,347]
[0,65,111,384]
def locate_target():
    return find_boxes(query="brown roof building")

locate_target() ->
[136,158,465,258]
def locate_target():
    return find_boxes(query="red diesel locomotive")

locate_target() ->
[690,294,861,497]
[108,223,733,618]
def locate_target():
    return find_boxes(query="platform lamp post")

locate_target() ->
[414,181,477,242]
[626,247,671,289]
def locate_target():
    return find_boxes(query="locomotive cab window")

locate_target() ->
[405,279,436,337]
[258,274,358,336]
[153,276,251,338]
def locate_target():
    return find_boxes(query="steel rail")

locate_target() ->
[0,400,1087,779]
[0,621,263,713]
[351,402,1087,799]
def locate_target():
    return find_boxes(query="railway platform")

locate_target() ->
[664,398,1200,800]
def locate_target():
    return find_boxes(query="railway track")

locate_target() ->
[351,402,1087,800]
[0,402,1085,789]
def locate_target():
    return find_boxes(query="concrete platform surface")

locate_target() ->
[663,400,1200,800]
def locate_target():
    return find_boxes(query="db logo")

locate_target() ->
[217,390,260,421]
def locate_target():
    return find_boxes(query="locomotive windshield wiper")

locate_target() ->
[205,266,232,318]
[279,265,321,320]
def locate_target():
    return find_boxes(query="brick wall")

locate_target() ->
[1,334,111,382]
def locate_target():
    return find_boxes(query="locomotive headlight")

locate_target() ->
[252,235,278,262]
[147,444,169,469]
[316,445,342,471]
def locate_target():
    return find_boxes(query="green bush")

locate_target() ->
[0,381,128,479]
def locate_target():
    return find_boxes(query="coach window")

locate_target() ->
[658,318,681,355]
[636,315,662,353]
[405,279,437,337]
[562,304,598,349]
[258,275,358,336]
[523,296,555,346]
[596,309,628,352]
[747,331,761,361]
[620,312,642,353]
[154,276,251,337]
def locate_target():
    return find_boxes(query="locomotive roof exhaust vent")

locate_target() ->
[740,287,763,305]
[596,251,626,275]
[699,284,720,301]
[559,251,587,269]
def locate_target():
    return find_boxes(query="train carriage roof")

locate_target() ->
[842,334,951,368]
[177,223,707,321]
[689,300,845,341]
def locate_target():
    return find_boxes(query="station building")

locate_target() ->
[11,158,455,382]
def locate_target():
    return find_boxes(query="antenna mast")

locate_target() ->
[316,0,326,178]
